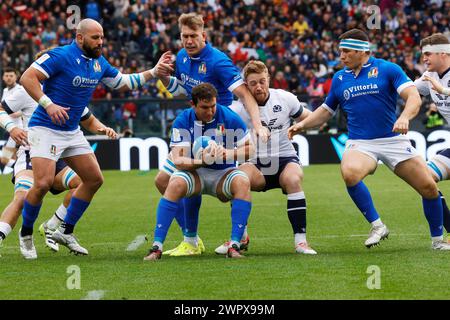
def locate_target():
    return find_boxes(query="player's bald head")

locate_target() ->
[75,19,104,58]
[76,18,103,35]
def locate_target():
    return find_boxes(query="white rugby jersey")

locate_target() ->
[1,84,35,129]
[2,85,24,129]
[415,69,450,122]
[230,88,305,159]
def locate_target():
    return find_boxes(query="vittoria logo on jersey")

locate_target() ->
[343,83,379,100]
[272,105,282,113]
[72,76,82,87]
[368,67,378,78]
[198,62,207,74]
[93,60,101,72]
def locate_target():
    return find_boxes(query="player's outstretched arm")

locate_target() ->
[233,84,270,142]
[106,51,174,93]
[20,67,70,125]
[80,115,118,139]
[393,86,422,134]
[288,105,332,139]
[0,104,27,146]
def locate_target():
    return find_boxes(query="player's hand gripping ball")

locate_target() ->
[192,136,217,164]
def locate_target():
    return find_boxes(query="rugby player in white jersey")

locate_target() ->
[214,61,316,255]
[1,67,24,168]
[414,33,450,237]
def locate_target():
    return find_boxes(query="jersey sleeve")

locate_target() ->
[323,74,341,114]
[283,91,305,118]
[414,74,431,96]
[170,113,191,148]
[31,47,64,78]
[388,62,414,94]
[1,86,36,114]
[214,56,244,92]
[80,107,92,121]
[100,58,121,89]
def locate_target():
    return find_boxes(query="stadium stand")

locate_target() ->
[0,0,449,135]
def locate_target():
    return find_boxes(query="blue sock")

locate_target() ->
[63,197,90,234]
[21,200,42,236]
[346,181,380,223]
[183,195,202,237]
[230,199,252,242]
[422,196,443,237]
[154,198,179,243]
[174,201,185,232]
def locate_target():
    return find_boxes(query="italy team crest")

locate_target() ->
[216,123,225,136]
[198,62,207,74]
[368,67,378,78]
[93,60,102,72]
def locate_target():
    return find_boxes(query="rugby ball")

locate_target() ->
[192,136,216,160]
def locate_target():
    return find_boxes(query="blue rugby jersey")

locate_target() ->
[170,104,250,170]
[323,56,414,140]
[166,43,243,106]
[29,41,119,131]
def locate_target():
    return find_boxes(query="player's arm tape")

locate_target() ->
[0,110,17,132]
[167,77,187,96]
[442,87,450,96]
[113,73,146,90]
[38,95,54,109]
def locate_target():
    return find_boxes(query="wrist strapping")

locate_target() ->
[38,95,53,109]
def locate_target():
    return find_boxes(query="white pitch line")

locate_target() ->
[82,290,106,300]
[126,234,147,251]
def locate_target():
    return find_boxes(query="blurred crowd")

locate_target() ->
[0,0,449,133]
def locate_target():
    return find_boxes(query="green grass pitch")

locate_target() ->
[1,164,450,300]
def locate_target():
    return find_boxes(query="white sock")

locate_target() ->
[295,233,306,245]
[184,236,198,246]
[0,221,12,239]
[241,225,248,241]
[371,218,383,228]
[432,236,444,242]
[153,241,163,251]
[47,205,67,230]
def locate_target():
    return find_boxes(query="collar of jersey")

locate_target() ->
[71,41,93,61]
[190,42,212,60]
[344,56,374,73]
[438,67,450,79]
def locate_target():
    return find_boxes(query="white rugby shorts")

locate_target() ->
[28,126,93,161]
[345,135,419,171]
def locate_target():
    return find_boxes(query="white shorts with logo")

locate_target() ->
[28,126,93,161]
[197,167,235,197]
[345,135,419,171]
[14,147,32,177]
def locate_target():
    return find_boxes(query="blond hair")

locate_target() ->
[178,13,204,31]
[243,60,269,81]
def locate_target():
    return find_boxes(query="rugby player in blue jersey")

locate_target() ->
[19,19,164,256]
[289,29,450,250]
[144,83,254,260]
[150,13,266,256]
